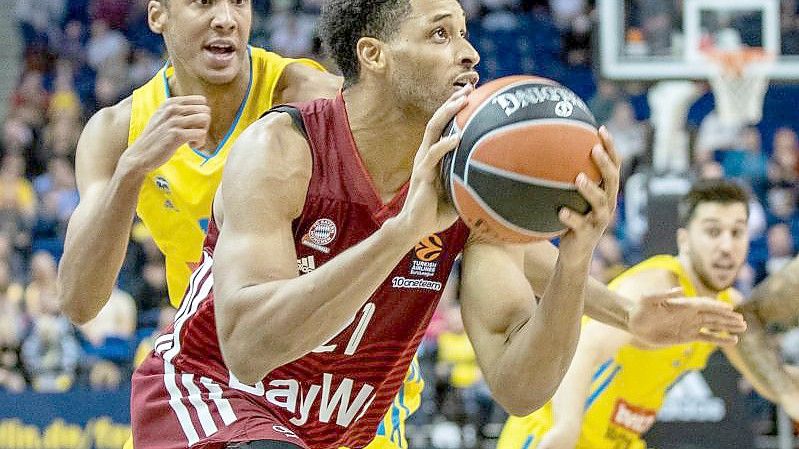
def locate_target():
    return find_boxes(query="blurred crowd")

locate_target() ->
[3,0,799,447]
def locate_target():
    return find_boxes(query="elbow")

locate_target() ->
[496,387,557,417]
[58,290,96,325]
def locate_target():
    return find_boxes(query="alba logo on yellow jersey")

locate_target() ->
[414,235,443,262]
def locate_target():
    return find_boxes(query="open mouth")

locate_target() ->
[204,42,236,64]
[453,73,480,89]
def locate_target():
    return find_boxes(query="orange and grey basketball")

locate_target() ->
[442,75,602,243]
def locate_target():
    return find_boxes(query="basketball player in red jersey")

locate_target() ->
[129,1,746,448]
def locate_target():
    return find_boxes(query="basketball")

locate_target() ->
[442,75,602,243]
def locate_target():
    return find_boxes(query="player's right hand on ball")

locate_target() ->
[558,127,620,262]
[123,95,211,173]
[400,84,472,238]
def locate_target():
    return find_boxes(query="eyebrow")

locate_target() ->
[431,11,465,23]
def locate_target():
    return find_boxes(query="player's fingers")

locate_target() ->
[558,207,589,231]
[575,172,607,221]
[598,126,621,168]
[172,113,212,129]
[170,95,208,105]
[666,295,735,311]
[426,134,461,166]
[640,287,685,304]
[421,85,472,148]
[697,328,739,346]
[175,104,212,117]
[591,143,620,210]
[700,312,748,333]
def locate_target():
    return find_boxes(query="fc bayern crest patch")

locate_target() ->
[302,218,337,253]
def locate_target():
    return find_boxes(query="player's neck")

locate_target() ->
[343,85,427,196]
[677,254,721,298]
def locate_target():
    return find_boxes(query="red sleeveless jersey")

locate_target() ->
[137,94,470,449]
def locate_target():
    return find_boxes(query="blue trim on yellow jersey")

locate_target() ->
[521,435,535,449]
[592,358,613,382]
[162,47,254,163]
[585,365,621,410]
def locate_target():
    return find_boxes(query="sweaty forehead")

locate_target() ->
[693,202,748,225]
[407,0,466,23]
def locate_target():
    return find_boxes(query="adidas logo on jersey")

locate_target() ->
[297,256,316,274]
[658,371,725,422]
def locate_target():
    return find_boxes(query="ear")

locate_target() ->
[148,0,167,35]
[355,37,387,78]
[676,227,689,254]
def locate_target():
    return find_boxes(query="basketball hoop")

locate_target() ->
[703,47,773,126]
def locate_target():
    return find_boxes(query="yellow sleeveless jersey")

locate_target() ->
[129,47,324,307]
[498,255,733,449]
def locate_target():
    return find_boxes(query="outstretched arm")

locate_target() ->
[725,263,799,420]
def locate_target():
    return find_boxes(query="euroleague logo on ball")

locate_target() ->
[301,218,337,253]
[555,100,574,117]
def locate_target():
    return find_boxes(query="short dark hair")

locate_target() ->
[678,179,750,227]
[318,0,412,87]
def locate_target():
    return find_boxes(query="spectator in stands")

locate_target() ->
[768,127,799,186]
[89,0,131,31]
[605,100,647,182]
[766,223,795,276]
[437,305,499,448]
[10,71,49,130]
[23,251,59,318]
[1,116,35,156]
[14,0,65,50]
[21,313,79,392]
[588,80,621,125]
[85,19,130,85]
[133,301,176,368]
[0,154,36,252]
[0,260,27,393]
[78,288,136,390]
[130,258,167,329]
[695,111,745,164]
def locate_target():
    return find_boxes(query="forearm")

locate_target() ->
[583,278,632,331]
[218,217,420,384]
[58,159,145,324]
[725,310,796,403]
[523,241,630,330]
[491,255,589,415]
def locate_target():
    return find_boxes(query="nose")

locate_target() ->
[458,37,480,70]
[718,232,735,252]
[211,1,237,32]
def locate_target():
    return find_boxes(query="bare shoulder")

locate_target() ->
[274,62,342,104]
[220,112,312,220]
[74,96,133,190]
[613,267,680,299]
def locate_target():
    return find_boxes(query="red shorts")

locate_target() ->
[131,355,307,449]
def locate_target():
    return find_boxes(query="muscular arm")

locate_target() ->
[57,100,141,324]
[459,240,591,416]
[523,241,745,346]
[214,116,428,385]
[523,240,632,329]
[726,262,799,414]
[58,95,209,324]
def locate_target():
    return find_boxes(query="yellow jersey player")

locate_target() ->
[497,179,796,449]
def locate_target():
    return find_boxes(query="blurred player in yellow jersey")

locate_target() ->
[498,179,799,449]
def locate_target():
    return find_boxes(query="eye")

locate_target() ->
[705,227,721,238]
[432,27,449,42]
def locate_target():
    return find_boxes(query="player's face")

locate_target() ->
[151,0,252,85]
[384,0,480,116]
[680,202,749,292]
